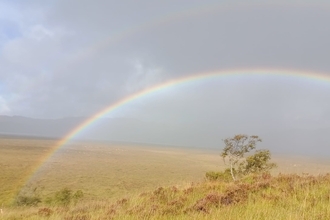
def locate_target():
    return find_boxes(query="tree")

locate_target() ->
[221,134,275,180]
[221,134,260,180]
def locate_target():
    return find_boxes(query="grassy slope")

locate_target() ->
[1,137,330,219]
[3,174,330,219]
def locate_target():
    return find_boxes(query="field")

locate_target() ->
[1,137,330,219]
[0,137,222,206]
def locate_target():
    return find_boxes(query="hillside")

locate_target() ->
[3,173,330,219]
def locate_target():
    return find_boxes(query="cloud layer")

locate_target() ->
[1,1,330,153]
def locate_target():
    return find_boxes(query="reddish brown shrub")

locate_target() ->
[38,207,53,217]
[192,192,222,213]
[116,198,128,205]
[183,187,194,195]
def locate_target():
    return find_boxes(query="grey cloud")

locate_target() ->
[1,1,330,155]
[126,5,330,74]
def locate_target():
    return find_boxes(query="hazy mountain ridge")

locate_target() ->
[1,115,330,156]
[0,115,84,138]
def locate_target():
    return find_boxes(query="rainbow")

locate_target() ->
[20,68,330,186]
[48,69,330,148]
[38,1,330,159]
[15,1,330,200]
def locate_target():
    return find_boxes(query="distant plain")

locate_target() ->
[2,136,330,207]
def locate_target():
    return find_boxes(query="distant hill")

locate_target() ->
[0,115,223,147]
[0,115,84,138]
[1,115,330,156]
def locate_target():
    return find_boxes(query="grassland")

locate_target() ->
[0,137,221,206]
[0,137,59,206]
[1,137,330,219]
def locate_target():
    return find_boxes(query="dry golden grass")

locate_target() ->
[0,137,58,206]
[1,137,221,206]
[3,173,330,219]
[1,136,330,219]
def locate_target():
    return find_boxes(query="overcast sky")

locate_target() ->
[1,1,330,153]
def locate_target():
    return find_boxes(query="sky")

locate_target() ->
[1,0,330,154]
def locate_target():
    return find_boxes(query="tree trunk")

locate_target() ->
[230,162,236,181]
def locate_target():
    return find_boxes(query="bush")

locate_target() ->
[55,188,72,206]
[72,190,84,204]
[239,150,277,175]
[205,169,233,182]
[16,195,41,206]
[45,188,84,206]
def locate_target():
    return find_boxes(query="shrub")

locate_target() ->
[239,150,277,175]
[15,195,41,206]
[45,188,84,206]
[38,207,53,217]
[205,169,233,182]
[55,188,72,206]
[72,190,84,204]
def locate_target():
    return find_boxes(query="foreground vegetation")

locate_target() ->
[2,173,330,219]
